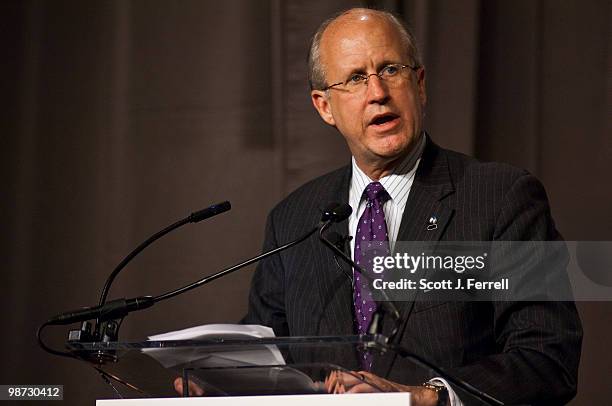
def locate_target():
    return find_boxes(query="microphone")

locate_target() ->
[45,203,334,329]
[321,202,352,223]
[39,202,232,356]
[318,203,401,341]
[48,296,155,326]
[39,204,338,361]
[324,205,354,283]
[188,201,232,223]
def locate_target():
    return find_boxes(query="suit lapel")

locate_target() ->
[397,138,455,242]
[383,138,456,340]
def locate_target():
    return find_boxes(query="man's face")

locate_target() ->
[311,13,426,169]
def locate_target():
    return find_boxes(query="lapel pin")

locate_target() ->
[427,216,438,231]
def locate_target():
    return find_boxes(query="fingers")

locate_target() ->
[325,370,379,393]
[325,370,348,393]
[173,377,204,397]
[324,371,330,388]
[325,370,345,393]
[173,377,183,395]
[339,371,366,387]
[325,370,408,394]
[345,371,379,393]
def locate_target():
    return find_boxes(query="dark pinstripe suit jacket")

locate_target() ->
[243,138,582,405]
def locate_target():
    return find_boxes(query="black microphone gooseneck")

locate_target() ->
[151,222,322,304]
[38,202,232,357]
[41,205,335,360]
[94,201,231,340]
[98,201,232,308]
[45,222,322,327]
[318,203,401,342]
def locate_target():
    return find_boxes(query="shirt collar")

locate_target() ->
[349,132,425,212]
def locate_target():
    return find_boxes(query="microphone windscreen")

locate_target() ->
[321,202,352,222]
[332,203,352,222]
[190,201,231,223]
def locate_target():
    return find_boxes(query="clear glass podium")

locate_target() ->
[67,335,390,398]
[67,334,494,404]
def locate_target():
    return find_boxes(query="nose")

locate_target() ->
[365,74,390,104]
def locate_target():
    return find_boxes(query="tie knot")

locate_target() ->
[364,182,390,203]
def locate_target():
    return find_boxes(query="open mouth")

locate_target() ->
[370,113,399,126]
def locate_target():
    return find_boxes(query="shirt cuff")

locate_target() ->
[429,377,463,406]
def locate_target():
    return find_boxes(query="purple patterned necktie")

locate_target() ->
[353,181,391,370]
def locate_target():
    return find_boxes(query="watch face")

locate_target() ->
[426,381,445,390]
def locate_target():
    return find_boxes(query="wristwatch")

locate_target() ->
[422,381,449,406]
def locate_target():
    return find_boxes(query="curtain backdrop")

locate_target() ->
[2,1,610,404]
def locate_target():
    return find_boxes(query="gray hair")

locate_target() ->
[307,8,422,91]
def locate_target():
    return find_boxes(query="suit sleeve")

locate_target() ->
[448,173,583,405]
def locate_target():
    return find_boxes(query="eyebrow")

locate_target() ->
[342,60,399,77]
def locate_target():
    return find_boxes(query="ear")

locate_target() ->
[310,90,336,126]
[416,67,427,107]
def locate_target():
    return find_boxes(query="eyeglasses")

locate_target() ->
[322,63,420,93]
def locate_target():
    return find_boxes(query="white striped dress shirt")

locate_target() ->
[348,133,426,256]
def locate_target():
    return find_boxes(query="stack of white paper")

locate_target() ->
[144,324,285,368]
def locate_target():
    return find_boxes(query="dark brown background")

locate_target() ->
[1,0,610,404]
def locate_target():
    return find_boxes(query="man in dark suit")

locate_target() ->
[243,8,582,406]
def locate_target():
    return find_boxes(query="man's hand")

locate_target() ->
[325,370,439,406]
[173,377,204,397]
